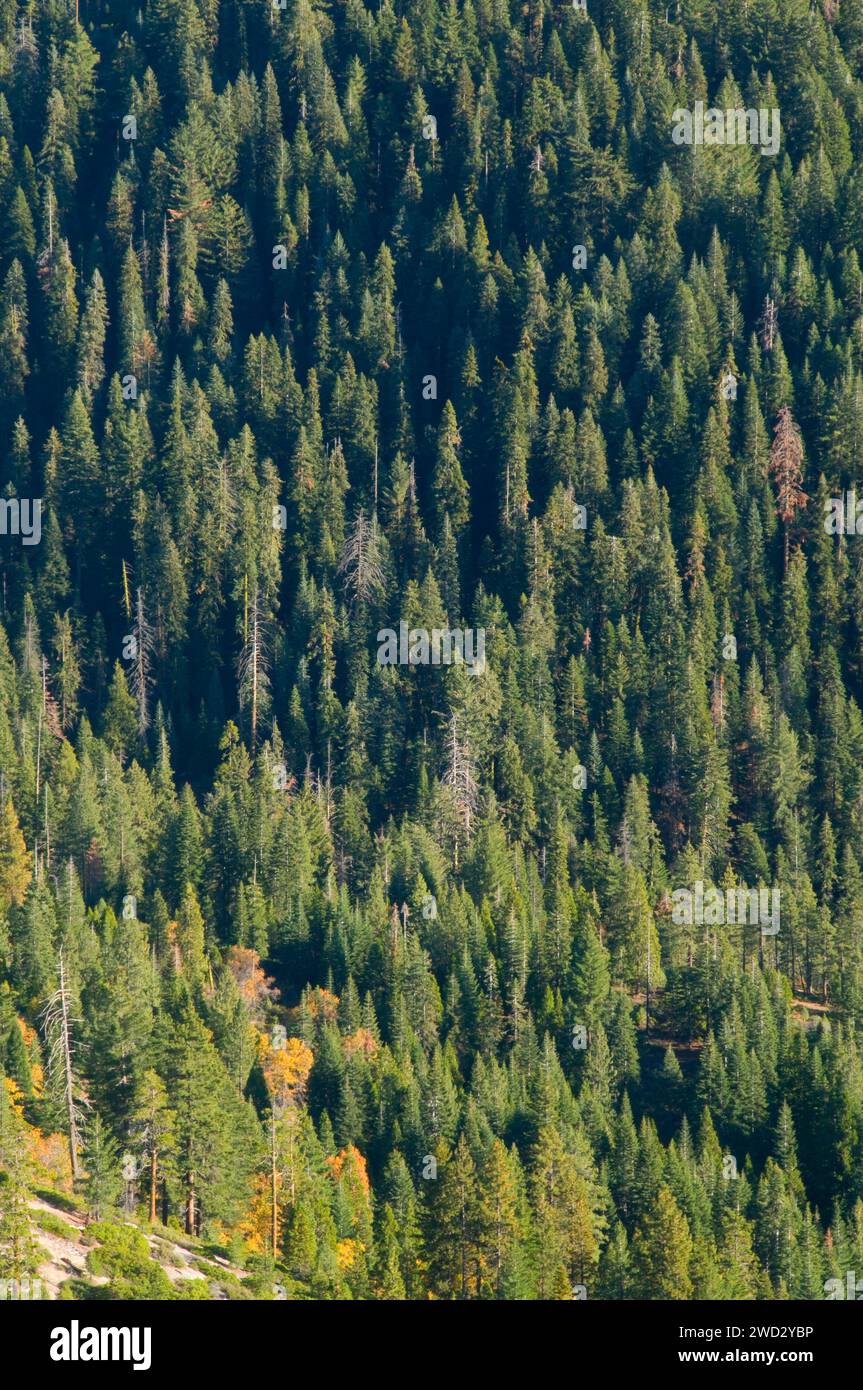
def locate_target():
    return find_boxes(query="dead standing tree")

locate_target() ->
[127,587,155,736]
[759,295,778,351]
[237,579,271,751]
[40,949,88,1181]
[338,509,385,609]
[442,715,478,871]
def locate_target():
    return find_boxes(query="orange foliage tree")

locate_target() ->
[326,1145,373,1255]
[226,947,280,1021]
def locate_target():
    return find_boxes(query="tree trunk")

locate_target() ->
[58,955,81,1180]
[271,1111,279,1257]
[185,1175,196,1235]
[149,1148,158,1224]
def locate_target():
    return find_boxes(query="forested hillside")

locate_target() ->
[2,0,863,1301]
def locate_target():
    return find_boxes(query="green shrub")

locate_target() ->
[32,1188,86,1216]
[85,1222,174,1300]
[35,1211,77,1241]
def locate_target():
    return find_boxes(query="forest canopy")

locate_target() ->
[2,0,863,1301]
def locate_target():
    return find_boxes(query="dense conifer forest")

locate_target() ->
[3,0,863,1302]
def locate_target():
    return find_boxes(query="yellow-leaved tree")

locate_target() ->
[258,1034,314,1258]
[0,798,32,913]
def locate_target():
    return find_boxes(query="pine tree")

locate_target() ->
[82,1113,122,1221]
[129,1069,177,1224]
[631,1184,693,1299]
[769,405,808,572]
[423,1136,481,1298]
